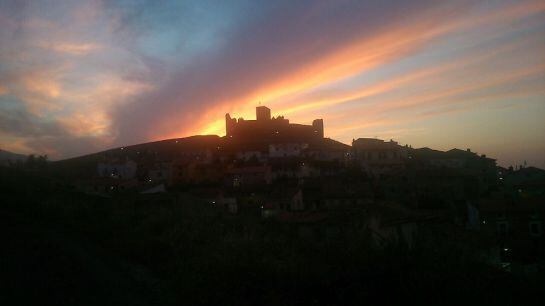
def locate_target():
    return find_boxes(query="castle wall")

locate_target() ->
[225,107,324,144]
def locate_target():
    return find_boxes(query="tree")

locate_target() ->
[25,154,47,170]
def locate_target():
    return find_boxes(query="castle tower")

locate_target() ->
[312,119,324,138]
[225,113,236,136]
[256,106,271,121]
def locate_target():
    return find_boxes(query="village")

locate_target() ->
[56,106,544,274]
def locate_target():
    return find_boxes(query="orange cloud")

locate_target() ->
[6,66,70,114]
[191,12,456,136]
[51,42,102,55]
[283,32,540,117]
[0,133,33,155]
[376,63,545,115]
[22,75,61,99]
[329,67,545,138]
[57,112,110,137]
[197,0,545,136]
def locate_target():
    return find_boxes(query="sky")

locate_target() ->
[0,0,544,167]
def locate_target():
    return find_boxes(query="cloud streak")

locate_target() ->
[0,0,544,167]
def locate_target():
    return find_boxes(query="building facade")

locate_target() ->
[352,138,407,176]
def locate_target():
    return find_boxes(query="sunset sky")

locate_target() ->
[0,0,544,167]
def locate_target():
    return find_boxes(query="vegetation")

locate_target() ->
[1,166,543,305]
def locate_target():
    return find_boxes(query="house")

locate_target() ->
[352,138,407,176]
[363,204,420,249]
[405,168,479,208]
[278,180,371,212]
[215,193,238,214]
[225,165,272,187]
[236,150,267,162]
[261,202,278,218]
[502,166,545,197]
[97,159,137,179]
[479,196,545,264]
[305,138,351,163]
[147,161,173,183]
[75,177,139,195]
[269,143,308,158]
[269,160,300,181]
[408,147,498,195]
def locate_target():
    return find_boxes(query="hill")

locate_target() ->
[50,135,222,178]
[0,149,27,166]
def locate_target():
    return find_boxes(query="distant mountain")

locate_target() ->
[0,149,27,165]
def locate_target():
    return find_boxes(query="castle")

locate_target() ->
[225,106,324,143]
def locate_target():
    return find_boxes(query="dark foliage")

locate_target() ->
[1,167,543,305]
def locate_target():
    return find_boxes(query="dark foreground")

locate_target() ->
[1,169,544,305]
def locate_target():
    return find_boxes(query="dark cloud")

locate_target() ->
[0,107,66,138]
[0,104,106,159]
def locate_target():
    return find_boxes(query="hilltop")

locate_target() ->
[0,149,27,166]
[51,135,222,178]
